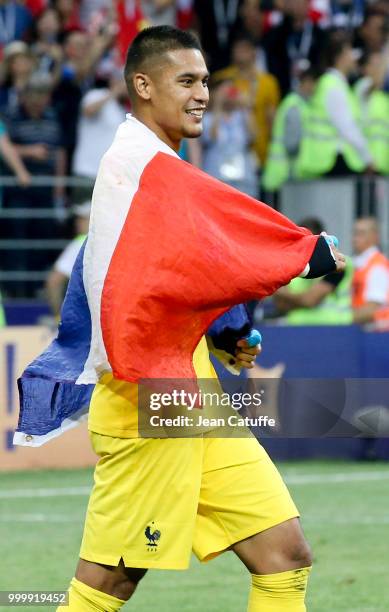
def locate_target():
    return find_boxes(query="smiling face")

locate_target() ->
[132,48,209,151]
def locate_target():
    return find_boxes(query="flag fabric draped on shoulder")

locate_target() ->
[14,114,318,447]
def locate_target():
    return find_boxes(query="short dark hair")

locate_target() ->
[299,217,325,235]
[124,26,202,100]
[231,31,256,47]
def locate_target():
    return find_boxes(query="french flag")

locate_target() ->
[14,115,318,447]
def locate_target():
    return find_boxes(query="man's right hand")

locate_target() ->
[332,246,346,272]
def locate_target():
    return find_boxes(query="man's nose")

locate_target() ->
[193,82,209,104]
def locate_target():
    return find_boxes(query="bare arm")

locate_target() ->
[45,269,68,317]
[0,134,31,186]
[14,143,49,160]
[75,29,115,82]
[274,282,334,312]
[82,81,127,117]
[353,302,381,324]
[82,92,112,117]
[54,147,67,199]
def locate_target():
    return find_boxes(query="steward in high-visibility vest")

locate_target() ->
[262,93,308,191]
[284,261,353,325]
[352,247,389,324]
[297,70,367,176]
[355,52,389,175]
[364,90,389,175]
[262,69,317,191]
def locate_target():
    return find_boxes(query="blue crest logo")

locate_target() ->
[145,522,161,549]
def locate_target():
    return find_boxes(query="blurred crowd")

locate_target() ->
[0,0,389,324]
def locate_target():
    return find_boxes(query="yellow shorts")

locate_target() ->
[80,432,298,570]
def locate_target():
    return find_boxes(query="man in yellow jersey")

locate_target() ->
[58,26,346,612]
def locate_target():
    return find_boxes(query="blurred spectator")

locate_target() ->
[79,1,112,31]
[53,0,82,32]
[4,73,65,187]
[260,0,326,30]
[115,0,149,63]
[297,30,373,177]
[52,25,116,173]
[0,1,33,49]
[25,1,47,18]
[373,0,389,17]
[354,8,388,54]
[201,80,258,197]
[142,0,178,26]
[272,217,353,324]
[240,0,264,47]
[356,51,389,174]
[72,71,127,199]
[0,41,36,113]
[140,0,194,29]
[329,0,366,29]
[262,66,317,191]
[178,137,202,166]
[31,7,64,82]
[352,216,389,325]
[262,0,327,95]
[2,73,66,296]
[0,117,31,186]
[46,201,90,317]
[212,34,280,166]
[194,0,244,71]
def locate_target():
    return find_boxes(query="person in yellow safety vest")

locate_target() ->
[0,291,5,327]
[355,51,389,175]
[262,66,317,192]
[45,202,90,318]
[273,217,353,325]
[297,30,374,178]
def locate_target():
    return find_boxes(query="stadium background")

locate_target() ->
[1,1,389,610]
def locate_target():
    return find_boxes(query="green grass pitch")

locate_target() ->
[1,460,389,611]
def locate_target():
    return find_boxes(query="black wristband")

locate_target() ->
[305,236,337,279]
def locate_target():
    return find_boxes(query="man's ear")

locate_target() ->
[133,72,152,101]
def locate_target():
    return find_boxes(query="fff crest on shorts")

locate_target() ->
[145,522,161,551]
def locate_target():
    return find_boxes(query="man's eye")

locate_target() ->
[181,79,192,85]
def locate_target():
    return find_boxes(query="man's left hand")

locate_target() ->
[234,339,261,369]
